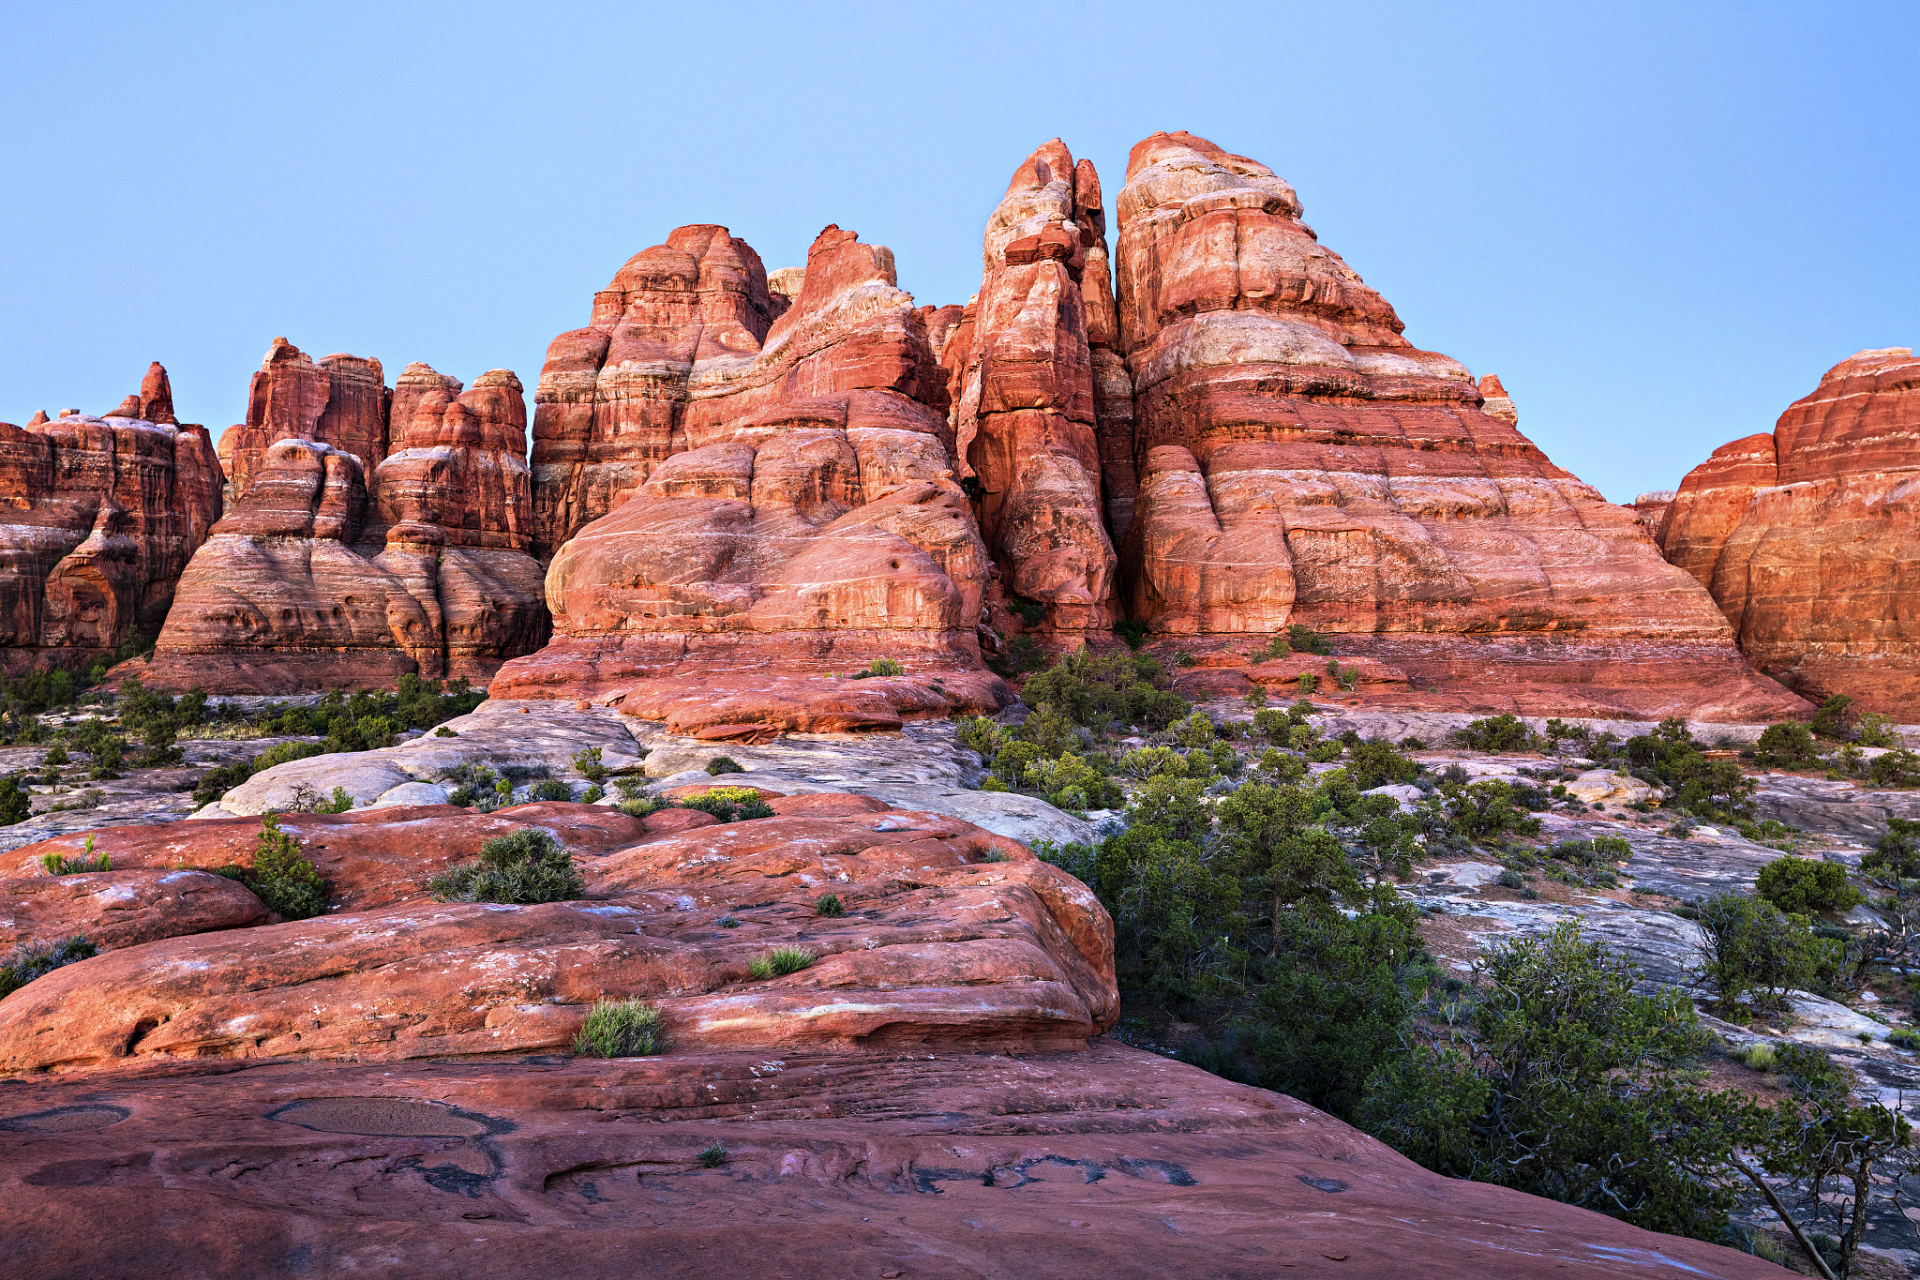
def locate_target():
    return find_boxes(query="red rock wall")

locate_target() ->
[0,364,223,670]
[1661,347,1920,714]
[940,140,1119,640]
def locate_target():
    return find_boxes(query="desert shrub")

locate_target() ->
[1695,891,1819,1013]
[1621,720,1756,821]
[1286,624,1332,655]
[427,827,582,904]
[0,774,31,826]
[747,946,816,979]
[815,893,845,918]
[850,657,904,678]
[1864,817,1920,883]
[1810,695,1856,741]
[315,785,353,814]
[1172,711,1216,749]
[1756,856,1862,916]
[1249,633,1292,663]
[572,746,607,782]
[1754,721,1821,769]
[697,1142,729,1168]
[581,783,604,803]
[614,789,663,819]
[1497,868,1526,890]
[529,778,572,803]
[572,999,665,1057]
[39,836,107,875]
[0,935,98,998]
[192,757,257,807]
[440,763,506,811]
[1021,752,1122,811]
[499,764,550,784]
[1871,748,1920,787]
[679,787,774,823]
[88,735,123,779]
[1018,649,1189,732]
[1856,713,1899,748]
[246,815,329,919]
[1454,714,1534,753]
[1889,1027,1920,1051]
[1345,740,1418,790]
[704,756,744,776]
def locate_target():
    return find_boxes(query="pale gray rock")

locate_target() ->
[368,781,452,809]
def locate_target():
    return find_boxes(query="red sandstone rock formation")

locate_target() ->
[1661,347,1920,715]
[0,869,266,952]
[940,140,1119,639]
[1108,131,1803,720]
[0,366,223,670]
[493,225,1009,730]
[1632,490,1677,537]
[139,345,548,691]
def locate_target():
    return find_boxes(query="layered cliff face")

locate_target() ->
[140,345,547,690]
[0,364,223,671]
[491,225,1009,732]
[1108,131,1801,719]
[939,140,1120,639]
[1661,348,1920,715]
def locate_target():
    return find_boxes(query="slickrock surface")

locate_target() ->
[939,140,1120,639]
[139,343,547,690]
[0,796,1110,1073]
[0,365,223,669]
[0,1043,1781,1279]
[495,225,1010,731]
[1110,132,1801,721]
[1661,347,1920,716]
[0,869,267,952]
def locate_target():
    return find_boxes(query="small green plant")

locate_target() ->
[1286,624,1333,655]
[1250,633,1291,663]
[1455,714,1534,752]
[681,787,775,823]
[39,835,108,876]
[529,778,572,802]
[747,946,816,979]
[614,791,663,819]
[857,657,905,678]
[0,773,32,826]
[42,744,69,767]
[705,756,745,776]
[317,785,353,814]
[1740,1042,1778,1071]
[1114,619,1149,649]
[582,783,605,804]
[697,1142,728,1168]
[1497,868,1526,890]
[1888,1027,1920,1051]
[1754,720,1822,769]
[572,998,665,1057]
[1855,713,1899,748]
[248,814,329,919]
[440,762,505,811]
[434,726,457,738]
[572,746,607,782]
[0,935,97,998]
[815,893,845,917]
[427,827,583,904]
[1296,672,1318,696]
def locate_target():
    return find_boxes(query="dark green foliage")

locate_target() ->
[572,746,606,782]
[315,785,353,814]
[439,763,506,811]
[1286,624,1332,655]
[1019,649,1187,732]
[1756,856,1862,916]
[748,946,816,979]
[1441,780,1544,844]
[1809,695,1855,741]
[39,836,107,875]
[246,815,329,919]
[0,936,98,998]
[697,1143,728,1168]
[849,657,904,678]
[88,735,123,779]
[1006,596,1047,626]
[42,744,69,768]
[704,756,744,776]
[1695,891,1819,1013]
[0,774,30,826]
[1344,740,1418,790]
[572,999,665,1057]
[1863,817,1920,882]
[987,632,1046,678]
[679,787,775,823]
[815,893,845,918]
[255,740,326,771]
[1755,720,1822,769]
[528,778,572,802]
[1454,714,1534,752]
[427,827,583,904]
[1621,719,1756,822]
[1870,747,1920,787]
[1114,619,1148,649]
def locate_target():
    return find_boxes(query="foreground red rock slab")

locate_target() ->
[0,869,267,952]
[0,1043,1779,1279]
[0,800,1112,1073]
[1660,346,1920,717]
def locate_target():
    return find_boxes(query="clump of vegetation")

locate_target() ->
[528,778,572,802]
[1754,720,1822,770]
[0,936,97,998]
[613,778,664,819]
[850,657,905,678]
[704,756,745,776]
[0,773,31,826]
[1453,714,1534,753]
[39,835,108,875]
[427,827,582,904]
[1020,649,1188,733]
[1694,890,1819,1014]
[440,762,508,811]
[747,946,816,979]
[1756,856,1863,917]
[815,893,846,918]
[571,998,665,1058]
[679,787,775,823]
[697,1142,729,1168]
[572,746,606,782]
[1621,718,1756,823]
[238,815,330,919]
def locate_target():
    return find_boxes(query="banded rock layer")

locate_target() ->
[0,364,222,670]
[492,225,1010,731]
[1110,132,1801,719]
[139,342,547,690]
[1661,347,1920,716]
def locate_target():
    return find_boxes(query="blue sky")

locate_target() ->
[2,0,1913,502]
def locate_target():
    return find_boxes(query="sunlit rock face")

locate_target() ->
[1662,347,1920,716]
[1106,130,1802,720]
[0,363,222,671]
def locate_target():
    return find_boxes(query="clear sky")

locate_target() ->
[2,0,1913,503]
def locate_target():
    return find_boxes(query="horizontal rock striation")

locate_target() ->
[139,343,547,690]
[0,364,223,671]
[1109,131,1801,720]
[493,225,1010,730]
[1661,347,1920,715]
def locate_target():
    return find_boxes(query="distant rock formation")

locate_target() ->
[1106,131,1801,720]
[1661,347,1920,715]
[138,343,546,691]
[0,363,222,671]
[1632,491,1676,536]
[938,140,1120,641]
[492,225,1008,732]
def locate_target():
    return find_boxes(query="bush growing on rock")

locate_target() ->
[1756,856,1862,916]
[0,774,30,826]
[40,836,108,875]
[1695,891,1819,1014]
[1755,721,1822,770]
[679,787,774,823]
[704,756,744,776]
[1344,740,1418,790]
[0,935,97,998]
[572,999,665,1058]
[529,778,572,803]
[1453,714,1534,752]
[815,893,845,918]
[239,815,330,919]
[427,827,582,904]
[1019,650,1187,732]
[747,946,815,979]
[572,746,606,782]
